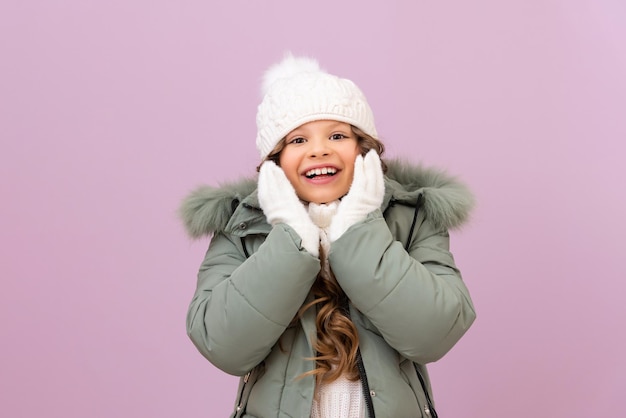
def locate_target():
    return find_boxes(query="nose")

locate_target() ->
[308,137,330,158]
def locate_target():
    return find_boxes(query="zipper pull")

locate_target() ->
[234,371,252,417]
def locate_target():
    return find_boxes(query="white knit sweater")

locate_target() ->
[311,374,365,418]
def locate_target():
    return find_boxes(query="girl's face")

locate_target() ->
[278,120,360,204]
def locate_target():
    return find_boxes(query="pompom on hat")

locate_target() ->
[255,53,378,158]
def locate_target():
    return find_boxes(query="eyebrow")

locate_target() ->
[287,122,351,139]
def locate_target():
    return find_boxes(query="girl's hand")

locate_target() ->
[329,150,385,242]
[258,161,320,257]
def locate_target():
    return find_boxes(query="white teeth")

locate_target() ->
[305,167,337,177]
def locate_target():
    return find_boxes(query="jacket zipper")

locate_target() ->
[414,363,438,418]
[356,349,376,418]
[233,371,251,417]
[342,300,376,418]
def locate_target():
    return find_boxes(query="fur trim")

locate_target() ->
[385,159,475,230]
[179,160,474,238]
[179,178,257,239]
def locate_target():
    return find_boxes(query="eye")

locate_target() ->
[288,137,306,144]
[330,133,348,140]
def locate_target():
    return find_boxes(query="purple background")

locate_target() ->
[2,1,625,416]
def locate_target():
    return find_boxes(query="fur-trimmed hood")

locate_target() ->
[179,159,474,239]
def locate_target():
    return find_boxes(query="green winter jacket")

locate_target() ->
[180,160,476,418]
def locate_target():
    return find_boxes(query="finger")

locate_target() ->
[349,153,366,194]
[258,161,279,192]
[259,161,298,212]
[258,162,274,196]
[259,159,278,176]
[266,162,297,194]
[363,149,381,175]
[264,160,283,182]
[363,150,384,197]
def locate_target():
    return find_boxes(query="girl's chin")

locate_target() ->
[301,193,344,205]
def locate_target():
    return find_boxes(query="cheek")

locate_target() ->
[277,152,287,168]
[277,153,300,184]
[278,151,295,172]
[344,167,355,189]
[342,148,359,173]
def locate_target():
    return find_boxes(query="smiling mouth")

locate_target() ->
[304,167,338,179]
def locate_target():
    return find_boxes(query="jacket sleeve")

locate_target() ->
[328,207,475,364]
[186,224,320,376]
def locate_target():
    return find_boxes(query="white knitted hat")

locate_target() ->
[256,53,378,158]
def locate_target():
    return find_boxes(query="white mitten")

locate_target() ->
[328,150,385,242]
[258,161,320,257]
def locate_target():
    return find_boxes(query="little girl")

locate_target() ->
[180,54,476,418]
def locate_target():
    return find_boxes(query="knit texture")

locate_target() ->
[308,201,338,259]
[256,53,377,158]
[310,373,365,418]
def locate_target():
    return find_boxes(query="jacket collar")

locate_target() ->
[179,159,474,238]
